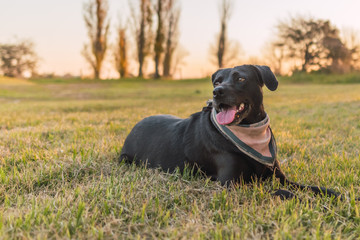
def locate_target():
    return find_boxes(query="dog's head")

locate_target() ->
[211,65,278,125]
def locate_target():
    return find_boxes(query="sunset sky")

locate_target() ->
[1,0,360,79]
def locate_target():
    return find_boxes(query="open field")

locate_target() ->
[0,77,359,239]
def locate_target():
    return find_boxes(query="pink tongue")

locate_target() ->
[216,106,237,125]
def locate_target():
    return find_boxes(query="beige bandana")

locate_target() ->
[227,116,271,157]
[210,108,276,167]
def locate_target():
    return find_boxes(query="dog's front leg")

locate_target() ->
[216,167,240,186]
[213,153,250,186]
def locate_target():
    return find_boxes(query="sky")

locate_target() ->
[0,0,360,79]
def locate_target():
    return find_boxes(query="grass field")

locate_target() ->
[280,72,360,84]
[0,76,359,239]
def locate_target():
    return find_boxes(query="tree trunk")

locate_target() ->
[82,0,109,79]
[163,36,172,77]
[217,22,226,68]
[94,68,100,79]
[138,6,146,78]
[163,17,173,77]
[154,0,164,79]
[163,1,180,77]
[301,44,311,72]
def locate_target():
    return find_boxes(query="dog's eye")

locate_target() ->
[238,77,245,82]
[214,81,221,86]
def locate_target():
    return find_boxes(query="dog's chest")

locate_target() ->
[227,123,272,157]
[210,108,277,167]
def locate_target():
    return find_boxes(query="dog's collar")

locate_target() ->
[210,108,277,167]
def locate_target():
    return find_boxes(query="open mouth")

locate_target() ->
[216,103,247,125]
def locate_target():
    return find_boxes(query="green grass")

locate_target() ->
[0,77,359,239]
[279,72,360,84]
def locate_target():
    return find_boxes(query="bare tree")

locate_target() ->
[209,37,243,68]
[82,0,110,79]
[163,0,181,77]
[209,0,242,68]
[153,0,165,78]
[115,24,128,78]
[216,0,233,68]
[276,15,338,72]
[130,0,153,77]
[0,39,38,78]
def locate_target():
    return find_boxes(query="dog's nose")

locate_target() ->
[213,86,224,98]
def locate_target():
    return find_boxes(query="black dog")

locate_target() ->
[120,65,346,200]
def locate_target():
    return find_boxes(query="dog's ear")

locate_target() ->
[253,65,278,91]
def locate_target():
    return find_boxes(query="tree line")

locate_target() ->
[82,0,181,79]
[267,15,360,75]
[210,1,360,75]
[0,0,359,78]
